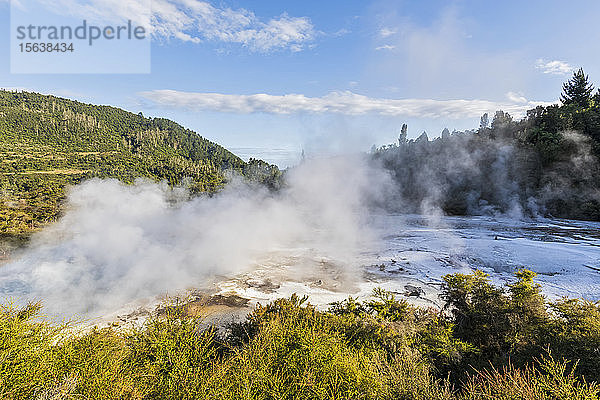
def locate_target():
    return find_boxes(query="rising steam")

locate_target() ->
[0,156,390,319]
[2,129,599,320]
[373,130,600,220]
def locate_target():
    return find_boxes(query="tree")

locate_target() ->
[491,110,512,129]
[398,123,408,145]
[561,68,594,108]
[593,89,600,108]
[415,131,429,143]
[480,113,489,129]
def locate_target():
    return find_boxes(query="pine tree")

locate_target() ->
[561,68,594,108]
[398,123,407,145]
[593,88,600,107]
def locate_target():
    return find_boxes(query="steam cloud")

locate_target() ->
[0,156,390,319]
[374,130,600,220]
[2,132,598,320]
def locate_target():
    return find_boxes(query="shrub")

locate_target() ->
[1,271,599,399]
[460,355,600,400]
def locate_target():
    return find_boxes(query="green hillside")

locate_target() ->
[0,90,278,240]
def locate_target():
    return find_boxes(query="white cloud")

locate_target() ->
[332,28,351,37]
[379,27,396,37]
[506,91,527,104]
[139,89,554,119]
[34,0,315,52]
[535,59,573,75]
[375,44,395,51]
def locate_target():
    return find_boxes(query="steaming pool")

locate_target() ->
[213,214,600,313]
[1,214,600,325]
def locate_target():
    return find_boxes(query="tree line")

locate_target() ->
[373,68,600,221]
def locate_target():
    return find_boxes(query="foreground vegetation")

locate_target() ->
[2,270,599,399]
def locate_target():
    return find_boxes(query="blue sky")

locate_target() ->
[2,0,600,166]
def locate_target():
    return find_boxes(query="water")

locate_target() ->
[2,214,599,322]
[377,215,600,297]
[216,214,600,309]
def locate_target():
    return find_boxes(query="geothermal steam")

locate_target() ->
[374,130,600,219]
[3,129,599,320]
[0,156,390,318]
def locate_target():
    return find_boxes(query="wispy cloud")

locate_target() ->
[34,0,315,52]
[379,27,396,37]
[535,59,573,75]
[332,28,351,37]
[506,91,527,104]
[375,44,395,51]
[139,89,554,119]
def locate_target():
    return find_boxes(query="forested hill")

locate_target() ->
[0,90,279,240]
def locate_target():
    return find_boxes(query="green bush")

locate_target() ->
[2,271,600,399]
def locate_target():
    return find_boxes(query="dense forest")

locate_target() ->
[0,90,281,242]
[374,68,600,221]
